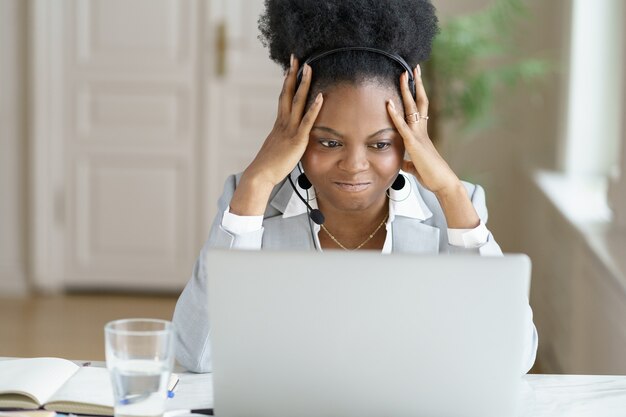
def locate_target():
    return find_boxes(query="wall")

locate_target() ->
[521,172,626,374]
[434,0,572,253]
[437,0,626,374]
[510,1,626,374]
[0,0,28,296]
[433,0,626,373]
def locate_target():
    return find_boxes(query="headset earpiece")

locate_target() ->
[297,173,313,190]
[287,173,325,225]
[390,174,406,191]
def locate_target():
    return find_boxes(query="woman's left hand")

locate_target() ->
[386,66,480,229]
[386,66,459,195]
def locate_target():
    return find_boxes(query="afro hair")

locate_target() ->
[258,0,439,92]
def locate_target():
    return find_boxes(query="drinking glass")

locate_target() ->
[105,318,175,417]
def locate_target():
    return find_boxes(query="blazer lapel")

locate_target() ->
[391,177,440,253]
[268,176,295,215]
[262,213,316,250]
[264,174,316,250]
[391,217,440,254]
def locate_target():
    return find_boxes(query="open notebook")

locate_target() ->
[0,358,178,416]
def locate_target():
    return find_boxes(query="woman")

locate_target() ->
[174,0,537,373]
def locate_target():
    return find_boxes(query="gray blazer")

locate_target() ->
[173,171,507,373]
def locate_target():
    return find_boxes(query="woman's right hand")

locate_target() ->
[229,56,324,216]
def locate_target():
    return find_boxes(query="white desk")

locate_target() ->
[3,359,625,416]
[173,372,626,417]
[520,374,626,417]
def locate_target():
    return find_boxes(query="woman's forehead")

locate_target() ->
[314,82,400,133]
[319,81,397,102]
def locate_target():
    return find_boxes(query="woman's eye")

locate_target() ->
[319,140,341,148]
[370,142,391,150]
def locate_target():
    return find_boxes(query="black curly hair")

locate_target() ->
[258,0,439,100]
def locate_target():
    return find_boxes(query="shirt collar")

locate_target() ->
[282,179,319,217]
[281,170,431,222]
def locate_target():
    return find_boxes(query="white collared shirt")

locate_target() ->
[222,171,490,252]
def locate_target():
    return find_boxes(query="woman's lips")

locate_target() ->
[333,182,371,192]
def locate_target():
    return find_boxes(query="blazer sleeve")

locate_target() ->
[447,183,503,256]
[172,239,214,373]
[206,174,265,250]
[469,184,538,373]
[445,183,538,372]
[173,174,264,373]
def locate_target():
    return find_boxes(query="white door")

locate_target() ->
[30,0,281,291]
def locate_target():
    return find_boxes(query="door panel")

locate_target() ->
[75,81,190,144]
[70,155,191,287]
[65,0,199,289]
[29,0,201,290]
[75,0,192,68]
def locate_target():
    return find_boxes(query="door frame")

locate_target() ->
[29,0,67,292]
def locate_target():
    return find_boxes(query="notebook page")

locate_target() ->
[46,367,113,408]
[164,373,214,411]
[0,358,80,405]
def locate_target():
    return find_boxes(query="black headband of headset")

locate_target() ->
[295,46,416,99]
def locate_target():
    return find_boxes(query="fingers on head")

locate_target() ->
[290,63,312,125]
[278,56,299,118]
[400,71,418,116]
[298,93,323,136]
[413,66,429,117]
[387,99,415,139]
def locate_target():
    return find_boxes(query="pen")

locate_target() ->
[191,409,213,415]
[164,409,213,416]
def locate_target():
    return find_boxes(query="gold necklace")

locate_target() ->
[320,214,388,251]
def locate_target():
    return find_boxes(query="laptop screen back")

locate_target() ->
[207,250,530,417]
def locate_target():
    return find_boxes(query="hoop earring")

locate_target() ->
[386,175,412,202]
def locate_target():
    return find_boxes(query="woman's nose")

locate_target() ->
[337,147,369,173]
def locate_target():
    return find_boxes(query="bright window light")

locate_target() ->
[562,0,624,176]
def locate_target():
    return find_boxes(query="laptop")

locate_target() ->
[207,250,531,417]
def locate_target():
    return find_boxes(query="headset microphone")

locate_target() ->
[287,175,325,225]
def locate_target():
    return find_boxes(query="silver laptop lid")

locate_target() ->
[207,250,531,417]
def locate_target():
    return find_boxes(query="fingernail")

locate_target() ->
[303,64,309,76]
[417,64,422,77]
[388,99,395,110]
[290,54,294,70]
[315,92,323,103]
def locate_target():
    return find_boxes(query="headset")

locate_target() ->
[286,168,325,226]
[286,165,322,250]
[296,46,417,100]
